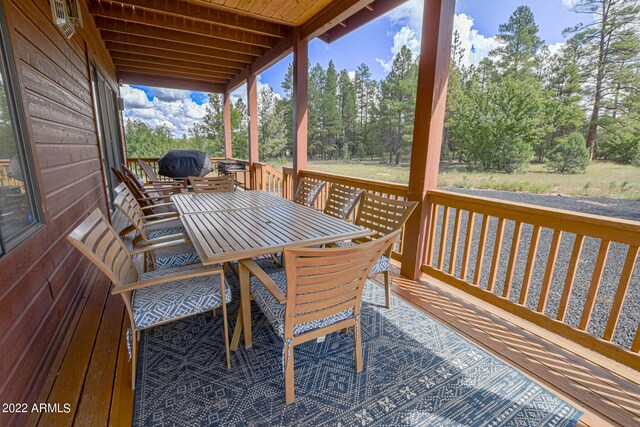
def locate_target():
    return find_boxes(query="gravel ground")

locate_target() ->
[428,188,640,349]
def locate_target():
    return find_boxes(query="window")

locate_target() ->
[0,4,40,254]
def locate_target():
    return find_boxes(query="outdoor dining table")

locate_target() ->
[171,190,372,349]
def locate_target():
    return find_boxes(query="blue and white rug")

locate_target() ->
[133,269,582,426]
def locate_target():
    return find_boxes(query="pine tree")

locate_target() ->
[490,6,544,77]
[337,69,357,159]
[308,63,325,159]
[564,0,640,157]
[258,86,287,159]
[321,60,341,159]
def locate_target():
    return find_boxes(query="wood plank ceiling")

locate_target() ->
[87,0,407,93]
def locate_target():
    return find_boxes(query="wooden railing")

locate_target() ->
[283,168,410,261]
[0,159,20,187]
[422,189,640,369]
[253,161,283,197]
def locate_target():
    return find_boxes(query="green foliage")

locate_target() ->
[546,133,590,173]
[450,77,545,173]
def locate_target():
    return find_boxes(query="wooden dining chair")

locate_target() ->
[238,229,402,403]
[323,184,363,220]
[114,188,199,271]
[189,175,235,193]
[123,164,184,201]
[112,167,177,214]
[138,159,188,193]
[67,208,231,389]
[334,192,418,308]
[293,177,325,208]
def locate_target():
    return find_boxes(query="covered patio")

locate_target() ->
[0,0,638,426]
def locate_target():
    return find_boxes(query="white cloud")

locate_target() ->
[548,42,565,56]
[561,0,578,8]
[453,13,499,67]
[121,85,209,137]
[378,0,498,71]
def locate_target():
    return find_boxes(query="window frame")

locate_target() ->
[0,1,43,253]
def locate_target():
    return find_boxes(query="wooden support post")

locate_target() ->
[223,92,232,159]
[400,0,455,281]
[292,30,308,192]
[247,74,259,189]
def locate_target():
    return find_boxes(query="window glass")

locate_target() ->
[0,11,39,248]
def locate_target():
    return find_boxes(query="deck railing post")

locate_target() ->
[292,29,308,192]
[223,92,232,159]
[400,0,455,281]
[247,75,259,189]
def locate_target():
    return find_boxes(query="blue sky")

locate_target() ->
[121,0,585,136]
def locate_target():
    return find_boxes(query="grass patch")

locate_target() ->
[269,159,640,200]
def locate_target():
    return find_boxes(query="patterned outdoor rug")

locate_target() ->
[133,268,582,426]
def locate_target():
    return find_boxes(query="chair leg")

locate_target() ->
[131,331,138,390]
[384,270,392,309]
[230,308,243,351]
[354,319,363,373]
[220,275,231,369]
[212,308,217,317]
[284,344,295,404]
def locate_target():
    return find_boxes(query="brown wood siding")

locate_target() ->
[0,1,117,425]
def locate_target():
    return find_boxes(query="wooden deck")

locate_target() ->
[28,220,639,426]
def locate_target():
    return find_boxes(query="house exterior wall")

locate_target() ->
[0,0,116,424]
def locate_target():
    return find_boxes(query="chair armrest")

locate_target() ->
[141,233,190,245]
[113,265,223,294]
[137,194,175,202]
[141,212,179,220]
[130,238,192,255]
[240,259,286,304]
[141,202,175,211]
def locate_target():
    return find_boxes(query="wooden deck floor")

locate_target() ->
[28,224,639,426]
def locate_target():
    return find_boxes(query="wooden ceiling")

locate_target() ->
[88,0,408,93]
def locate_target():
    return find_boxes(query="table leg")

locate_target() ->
[238,261,253,348]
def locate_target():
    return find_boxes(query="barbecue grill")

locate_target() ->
[158,150,213,178]
[217,160,248,189]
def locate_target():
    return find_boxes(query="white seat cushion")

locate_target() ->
[335,241,389,274]
[250,269,353,337]
[132,264,231,329]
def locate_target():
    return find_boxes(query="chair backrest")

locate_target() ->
[137,159,159,182]
[323,184,363,220]
[114,182,127,195]
[67,208,138,288]
[112,167,152,208]
[293,177,325,207]
[282,229,402,338]
[354,192,418,242]
[189,175,234,193]
[114,187,150,240]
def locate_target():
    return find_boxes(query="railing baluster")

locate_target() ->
[437,206,450,270]
[503,221,522,298]
[519,225,541,305]
[460,212,476,281]
[557,234,584,321]
[473,215,490,286]
[487,218,505,292]
[579,240,611,331]
[425,204,437,266]
[537,229,563,313]
[603,245,639,341]
[632,324,640,353]
[448,208,462,275]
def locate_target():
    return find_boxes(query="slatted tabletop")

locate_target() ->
[172,190,291,214]
[179,202,371,265]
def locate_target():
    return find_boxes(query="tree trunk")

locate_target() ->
[586,0,609,160]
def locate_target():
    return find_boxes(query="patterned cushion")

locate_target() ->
[132,264,231,329]
[335,241,389,274]
[153,242,200,270]
[146,218,185,239]
[250,269,354,337]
